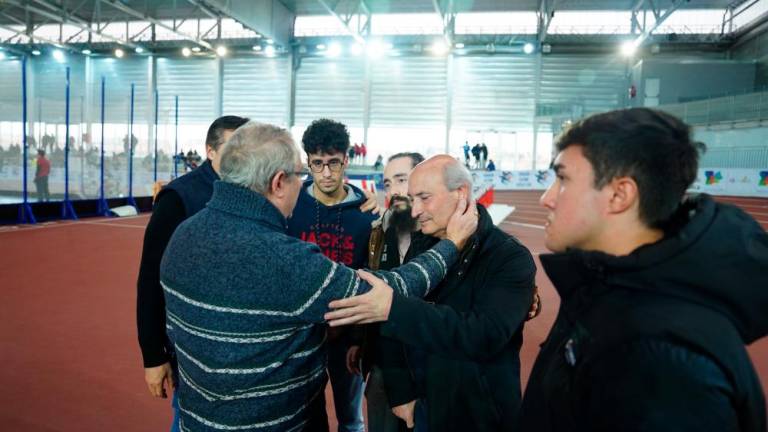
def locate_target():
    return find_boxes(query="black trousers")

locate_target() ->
[34,176,50,202]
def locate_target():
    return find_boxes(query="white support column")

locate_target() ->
[287,52,296,129]
[532,53,542,170]
[84,56,93,149]
[215,57,223,117]
[363,55,372,147]
[146,56,156,155]
[445,53,454,154]
[26,57,37,144]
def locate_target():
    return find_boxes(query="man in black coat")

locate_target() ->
[136,115,249,430]
[326,155,537,431]
[520,108,768,432]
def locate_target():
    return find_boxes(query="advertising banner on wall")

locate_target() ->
[471,169,556,191]
[352,168,767,198]
[689,168,768,198]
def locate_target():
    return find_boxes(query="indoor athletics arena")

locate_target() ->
[1,1,767,431]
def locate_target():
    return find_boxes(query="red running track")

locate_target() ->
[0,192,766,431]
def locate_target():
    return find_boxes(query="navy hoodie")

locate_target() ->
[287,180,377,270]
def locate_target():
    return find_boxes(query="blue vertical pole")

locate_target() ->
[174,95,179,179]
[97,76,109,216]
[153,89,158,183]
[18,55,36,224]
[62,66,78,220]
[127,83,136,208]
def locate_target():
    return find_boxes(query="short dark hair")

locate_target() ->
[206,115,250,151]
[388,152,425,169]
[302,118,350,155]
[555,108,705,228]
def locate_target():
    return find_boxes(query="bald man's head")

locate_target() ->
[409,155,473,238]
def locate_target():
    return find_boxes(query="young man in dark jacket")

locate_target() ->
[287,118,378,432]
[520,108,768,432]
[136,115,249,431]
[326,155,538,431]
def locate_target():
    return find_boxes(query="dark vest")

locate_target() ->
[158,159,218,217]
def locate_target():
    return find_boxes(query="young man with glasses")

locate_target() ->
[287,118,378,432]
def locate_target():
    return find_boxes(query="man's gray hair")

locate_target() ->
[219,121,299,194]
[444,160,473,191]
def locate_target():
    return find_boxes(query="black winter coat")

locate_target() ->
[520,194,768,432]
[379,204,537,431]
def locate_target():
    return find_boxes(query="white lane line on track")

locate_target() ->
[501,221,545,230]
[0,214,150,233]
[78,221,147,229]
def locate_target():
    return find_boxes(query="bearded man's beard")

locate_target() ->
[389,195,416,234]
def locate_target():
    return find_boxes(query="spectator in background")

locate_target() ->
[463,141,470,164]
[174,151,185,175]
[487,159,496,171]
[136,115,249,432]
[471,143,481,169]
[34,149,51,202]
[480,142,488,168]
[348,144,357,166]
[374,154,384,171]
[353,142,361,165]
[185,150,196,171]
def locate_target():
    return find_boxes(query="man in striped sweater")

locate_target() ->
[160,121,478,432]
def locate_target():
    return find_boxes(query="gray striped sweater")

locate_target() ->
[160,181,458,432]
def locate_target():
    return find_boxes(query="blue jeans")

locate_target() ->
[414,399,428,432]
[170,389,180,432]
[327,337,365,432]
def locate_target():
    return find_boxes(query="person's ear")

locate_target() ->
[270,171,287,197]
[456,184,470,203]
[607,176,639,215]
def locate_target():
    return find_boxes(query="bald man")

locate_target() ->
[326,156,537,432]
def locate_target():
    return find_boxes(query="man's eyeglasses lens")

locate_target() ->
[309,159,343,173]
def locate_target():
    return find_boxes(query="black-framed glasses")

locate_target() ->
[308,158,344,173]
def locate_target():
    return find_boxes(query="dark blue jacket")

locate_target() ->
[159,159,218,217]
[287,181,377,270]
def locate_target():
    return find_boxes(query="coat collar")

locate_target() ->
[206,181,288,231]
[539,194,719,303]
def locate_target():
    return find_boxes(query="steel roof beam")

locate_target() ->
[185,0,220,20]
[4,0,139,48]
[634,0,684,46]
[432,0,455,45]
[316,0,367,44]
[537,0,556,43]
[99,0,213,50]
